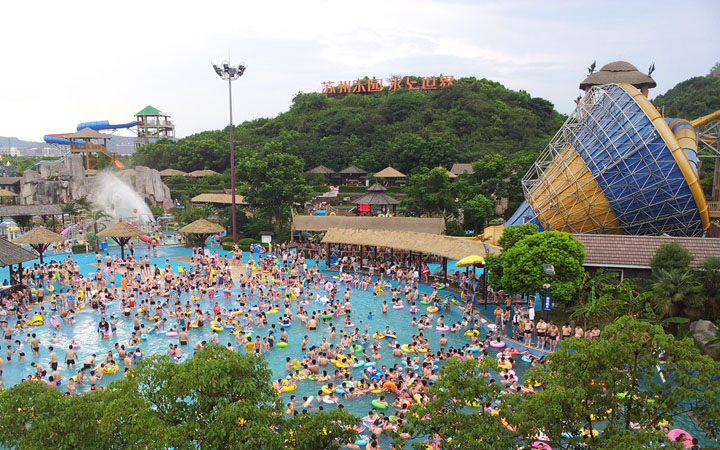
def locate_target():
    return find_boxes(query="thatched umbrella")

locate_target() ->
[159,168,187,177]
[97,221,142,259]
[0,188,16,198]
[178,218,225,249]
[187,169,221,178]
[13,227,66,264]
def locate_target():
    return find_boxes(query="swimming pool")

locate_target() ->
[0,245,530,447]
[1,244,712,447]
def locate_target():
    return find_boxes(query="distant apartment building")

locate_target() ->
[0,147,21,157]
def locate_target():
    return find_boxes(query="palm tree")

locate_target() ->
[651,269,704,320]
[88,209,111,251]
[611,278,653,320]
[570,270,617,328]
[698,257,720,320]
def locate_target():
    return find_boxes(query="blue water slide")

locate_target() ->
[505,199,543,229]
[77,120,140,131]
[44,135,72,145]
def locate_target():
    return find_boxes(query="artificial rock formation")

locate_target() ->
[134,166,172,209]
[20,155,171,209]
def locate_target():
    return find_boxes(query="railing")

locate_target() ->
[709,201,720,218]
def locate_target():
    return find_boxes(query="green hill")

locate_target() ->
[134,77,564,176]
[653,67,720,120]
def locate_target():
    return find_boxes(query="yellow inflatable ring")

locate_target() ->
[322,385,333,395]
[401,344,412,353]
[427,306,438,313]
[465,329,479,337]
[328,212,336,216]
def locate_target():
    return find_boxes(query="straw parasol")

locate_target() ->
[178,218,225,249]
[97,221,142,259]
[187,169,221,178]
[13,227,66,264]
[159,168,187,177]
[0,188,17,198]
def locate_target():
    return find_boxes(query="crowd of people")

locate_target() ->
[1,239,642,449]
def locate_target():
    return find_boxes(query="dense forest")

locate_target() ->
[134,77,565,214]
[653,65,720,120]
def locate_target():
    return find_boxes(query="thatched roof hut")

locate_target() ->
[0,237,36,287]
[353,182,399,210]
[14,227,66,264]
[191,192,247,205]
[292,215,445,234]
[579,61,656,94]
[339,165,366,175]
[187,169,221,178]
[321,228,500,261]
[373,166,406,179]
[0,204,63,218]
[0,237,37,267]
[159,168,187,177]
[306,165,335,175]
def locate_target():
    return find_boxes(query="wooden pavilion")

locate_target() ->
[352,182,399,215]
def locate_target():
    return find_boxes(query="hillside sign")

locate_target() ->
[321,75,454,95]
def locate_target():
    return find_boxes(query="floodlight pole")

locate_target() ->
[212,61,246,243]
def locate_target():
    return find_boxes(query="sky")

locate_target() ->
[1,0,718,142]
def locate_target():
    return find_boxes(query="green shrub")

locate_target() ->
[338,185,368,193]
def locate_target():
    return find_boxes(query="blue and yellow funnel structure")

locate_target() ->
[507,82,709,236]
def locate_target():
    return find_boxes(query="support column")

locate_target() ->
[442,257,448,284]
[360,245,364,271]
[326,243,331,267]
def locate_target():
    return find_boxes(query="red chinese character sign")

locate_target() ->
[321,75,454,96]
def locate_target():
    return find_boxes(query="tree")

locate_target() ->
[88,209,111,251]
[650,242,694,273]
[279,409,359,450]
[395,357,518,450]
[238,152,313,226]
[699,256,720,320]
[497,223,538,250]
[651,268,704,320]
[569,270,618,328]
[510,316,720,449]
[485,223,539,291]
[609,278,655,320]
[461,194,494,233]
[500,231,586,304]
[403,167,457,218]
[0,345,358,449]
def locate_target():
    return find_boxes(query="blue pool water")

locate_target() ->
[0,244,713,447]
